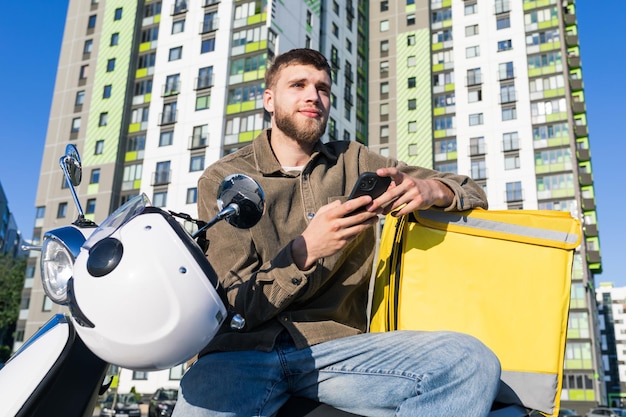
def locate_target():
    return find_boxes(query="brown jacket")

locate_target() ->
[197,129,487,354]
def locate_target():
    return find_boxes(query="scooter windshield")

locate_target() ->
[82,193,151,250]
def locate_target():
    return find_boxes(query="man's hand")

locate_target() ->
[291,197,380,270]
[370,167,454,217]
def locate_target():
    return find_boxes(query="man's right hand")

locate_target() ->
[291,197,380,270]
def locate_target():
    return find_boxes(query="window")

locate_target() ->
[468,89,482,103]
[114,7,123,20]
[502,106,517,121]
[131,106,149,123]
[196,94,211,110]
[197,66,213,90]
[90,168,101,184]
[141,26,159,43]
[407,56,416,67]
[95,140,104,155]
[161,102,178,124]
[471,159,487,180]
[381,1,388,12]
[110,32,119,46]
[42,296,53,312]
[380,125,389,139]
[155,161,171,185]
[186,187,198,204]
[380,40,389,53]
[380,20,389,32]
[497,39,512,52]
[505,154,520,170]
[465,3,477,15]
[172,19,185,34]
[466,46,480,58]
[467,68,481,85]
[497,15,511,30]
[71,117,81,132]
[159,130,173,146]
[380,82,389,95]
[408,121,417,133]
[83,39,93,54]
[506,181,522,202]
[79,64,89,80]
[503,132,520,151]
[332,23,339,37]
[465,24,479,37]
[380,61,389,74]
[127,135,145,152]
[469,113,484,126]
[380,103,389,118]
[165,74,180,95]
[106,58,116,72]
[407,34,416,46]
[500,84,516,103]
[35,206,46,219]
[407,14,415,25]
[57,202,68,218]
[103,85,112,99]
[153,191,168,208]
[75,91,85,106]
[134,79,153,96]
[122,164,143,187]
[138,52,156,70]
[432,8,452,23]
[434,116,454,131]
[169,46,182,61]
[191,125,208,148]
[499,62,514,80]
[87,15,97,29]
[408,77,416,88]
[470,137,485,156]
[86,198,96,214]
[408,99,417,110]
[189,155,205,172]
[99,112,108,126]
[201,38,215,54]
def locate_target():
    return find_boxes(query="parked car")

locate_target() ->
[148,387,178,417]
[100,392,141,417]
[587,407,626,417]
[558,408,582,417]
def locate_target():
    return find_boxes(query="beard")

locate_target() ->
[274,106,327,145]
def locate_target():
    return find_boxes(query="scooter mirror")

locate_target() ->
[62,144,82,187]
[217,174,265,229]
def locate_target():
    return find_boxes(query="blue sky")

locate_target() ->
[1,2,624,286]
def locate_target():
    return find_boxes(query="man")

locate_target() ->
[173,48,500,417]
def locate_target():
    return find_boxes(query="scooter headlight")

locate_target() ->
[40,236,74,304]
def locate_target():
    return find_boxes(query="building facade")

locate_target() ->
[18,0,603,410]
[596,283,626,407]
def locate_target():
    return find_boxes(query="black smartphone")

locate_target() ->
[348,172,392,200]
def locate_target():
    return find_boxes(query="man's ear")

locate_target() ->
[263,89,273,113]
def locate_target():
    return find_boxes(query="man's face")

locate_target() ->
[264,64,332,145]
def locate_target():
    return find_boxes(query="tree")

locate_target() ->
[0,253,26,362]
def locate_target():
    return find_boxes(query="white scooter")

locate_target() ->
[0,145,529,417]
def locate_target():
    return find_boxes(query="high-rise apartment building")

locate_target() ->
[18,0,604,410]
[368,0,602,412]
[596,283,626,407]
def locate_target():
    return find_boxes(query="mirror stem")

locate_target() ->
[192,203,240,239]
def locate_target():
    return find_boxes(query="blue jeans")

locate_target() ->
[172,330,501,417]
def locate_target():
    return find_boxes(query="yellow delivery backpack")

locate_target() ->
[370,208,582,417]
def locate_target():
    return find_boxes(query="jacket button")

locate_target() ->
[291,278,301,285]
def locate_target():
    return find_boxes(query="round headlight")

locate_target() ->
[40,236,74,304]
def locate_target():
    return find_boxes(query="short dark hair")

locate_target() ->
[265,48,332,88]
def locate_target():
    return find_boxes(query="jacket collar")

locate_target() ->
[253,129,338,176]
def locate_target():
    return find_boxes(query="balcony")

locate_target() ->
[582,198,595,211]
[572,101,586,114]
[494,0,510,14]
[200,18,219,34]
[195,74,214,90]
[570,78,583,91]
[584,224,598,237]
[159,110,178,125]
[162,81,181,97]
[566,34,579,47]
[575,125,588,137]
[568,55,581,68]
[466,74,482,86]
[579,172,593,185]
[171,1,188,15]
[564,13,576,25]
[576,148,590,161]
[152,170,172,186]
[203,0,220,6]
[587,250,601,264]
[189,134,209,150]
